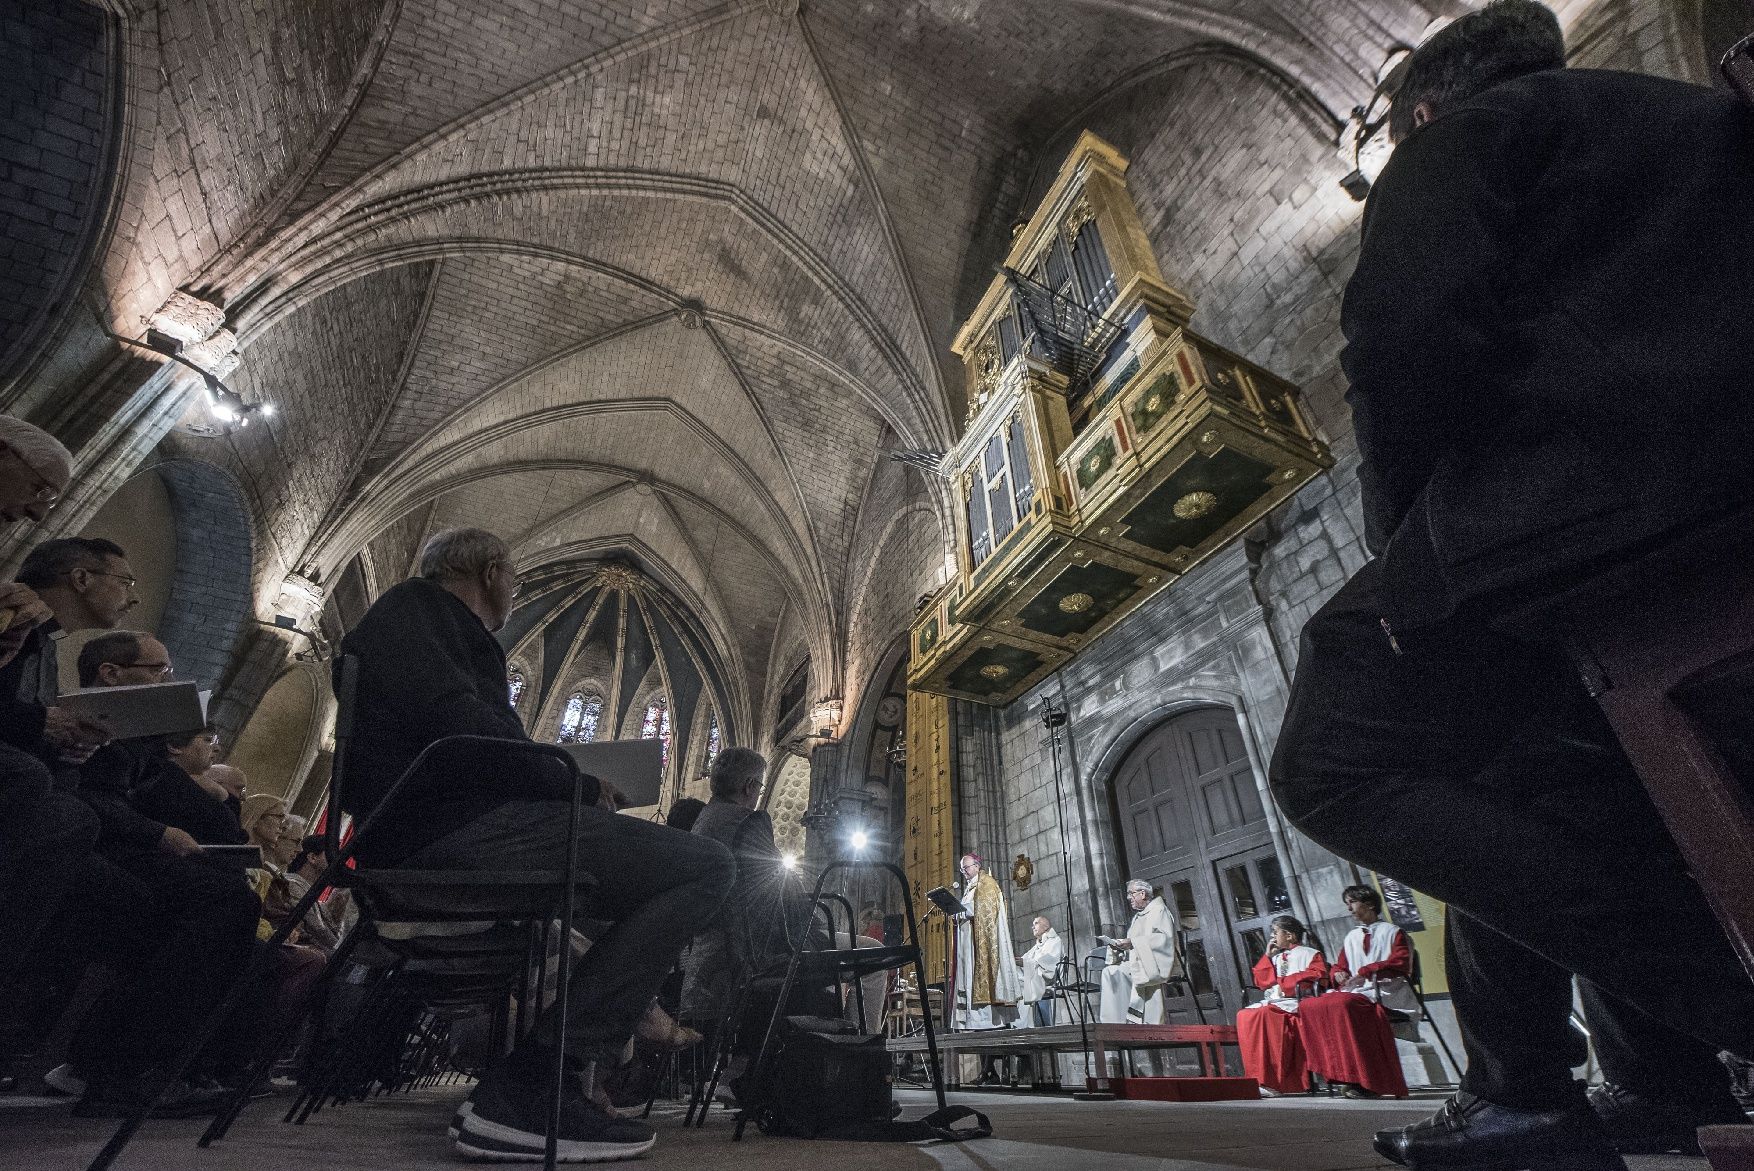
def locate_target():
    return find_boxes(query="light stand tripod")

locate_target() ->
[1043,701,1114,1100]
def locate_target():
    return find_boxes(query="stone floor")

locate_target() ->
[0,1087,1710,1171]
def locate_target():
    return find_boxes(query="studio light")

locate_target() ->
[781,853,799,871]
[849,829,869,851]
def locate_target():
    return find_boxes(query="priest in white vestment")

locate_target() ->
[1098,879,1179,1024]
[1016,916,1063,1027]
[952,853,1024,1029]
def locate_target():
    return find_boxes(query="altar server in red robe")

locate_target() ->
[1238,914,1328,1096]
[1298,885,1412,1099]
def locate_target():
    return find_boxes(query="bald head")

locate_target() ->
[203,762,247,800]
[0,416,70,525]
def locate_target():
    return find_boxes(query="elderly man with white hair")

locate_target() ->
[1097,879,1179,1025]
[341,526,734,1162]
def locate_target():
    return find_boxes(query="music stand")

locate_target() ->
[923,887,962,1032]
[923,886,962,917]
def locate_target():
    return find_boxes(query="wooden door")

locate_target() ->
[1112,707,1275,1024]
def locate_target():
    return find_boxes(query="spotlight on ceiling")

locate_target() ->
[781,853,799,871]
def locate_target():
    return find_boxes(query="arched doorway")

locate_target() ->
[1110,706,1291,1023]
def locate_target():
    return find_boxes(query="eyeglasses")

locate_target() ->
[0,445,60,505]
[114,660,173,679]
[88,570,139,589]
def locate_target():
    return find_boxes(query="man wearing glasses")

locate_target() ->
[0,416,73,1091]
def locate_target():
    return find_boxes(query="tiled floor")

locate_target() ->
[0,1086,1710,1171]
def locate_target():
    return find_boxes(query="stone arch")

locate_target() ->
[77,464,176,638]
[226,662,331,806]
[151,459,255,694]
[765,751,813,860]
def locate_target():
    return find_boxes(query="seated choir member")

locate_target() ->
[1237,914,1328,1096]
[1296,884,1412,1099]
[1017,915,1064,1027]
[1098,879,1178,1024]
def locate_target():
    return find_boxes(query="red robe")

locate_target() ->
[1297,923,1412,1097]
[1237,945,1327,1094]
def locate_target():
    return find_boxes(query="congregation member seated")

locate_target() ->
[201,760,248,816]
[1016,915,1063,1027]
[0,416,78,1088]
[283,835,351,952]
[53,623,260,1114]
[1295,886,1411,1099]
[681,748,885,1048]
[1097,879,1177,1024]
[80,700,248,854]
[340,526,732,1162]
[1266,3,1754,1162]
[1237,914,1329,1096]
[680,747,794,1029]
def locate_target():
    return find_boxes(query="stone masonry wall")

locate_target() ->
[0,0,111,384]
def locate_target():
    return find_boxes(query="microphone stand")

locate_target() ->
[1044,701,1114,1099]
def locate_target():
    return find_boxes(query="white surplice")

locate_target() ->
[1016,927,1064,1026]
[1098,895,1178,1024]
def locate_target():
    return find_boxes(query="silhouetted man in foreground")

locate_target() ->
[1269,4,1754,1168]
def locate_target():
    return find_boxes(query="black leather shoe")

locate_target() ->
[1588,1081,1750,1155]
[1373,1092,1629,1171]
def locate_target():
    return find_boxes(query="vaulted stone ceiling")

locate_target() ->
[47,0,1474,736]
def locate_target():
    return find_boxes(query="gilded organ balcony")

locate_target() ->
[908,132,1332,705]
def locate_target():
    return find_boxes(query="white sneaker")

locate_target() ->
[43,1063,86,1097]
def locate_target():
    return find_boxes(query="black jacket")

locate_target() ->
[122,742,249,848]
[0,622,57,758]
[337,578,592,865]
[1343,68,1754,629]
[71,739,179,857]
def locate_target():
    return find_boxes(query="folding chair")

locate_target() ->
[733,860,946,1140]
[87,655,598,1171]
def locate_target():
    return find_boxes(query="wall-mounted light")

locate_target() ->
[809,695,844,740]
[205,375,274,431]
[1338,46,1412,202]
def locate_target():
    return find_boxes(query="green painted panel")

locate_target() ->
[1074,435,1117,491]
[1014,560,1140,639]
[1118,447,1276,555]
[1127,373,1177,436]
[944,643,1046,698]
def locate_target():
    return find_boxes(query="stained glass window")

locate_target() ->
[640,696,671,769]
[706,713,721,767]
[507,669,525,707]
[557,692,602,744]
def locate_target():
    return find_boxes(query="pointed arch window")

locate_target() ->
[557,692,603,744]
[640,695,672,769]
[705,712,721,767]
[507,669,525,708]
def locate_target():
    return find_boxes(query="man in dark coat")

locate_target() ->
[1268,3,1754,1167]
[338,527,732,1163]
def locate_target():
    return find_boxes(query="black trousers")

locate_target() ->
[0,748,99,979]
[66,850,260,1081]
[1270,560,1754,1107]
[402,800,734,1062]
